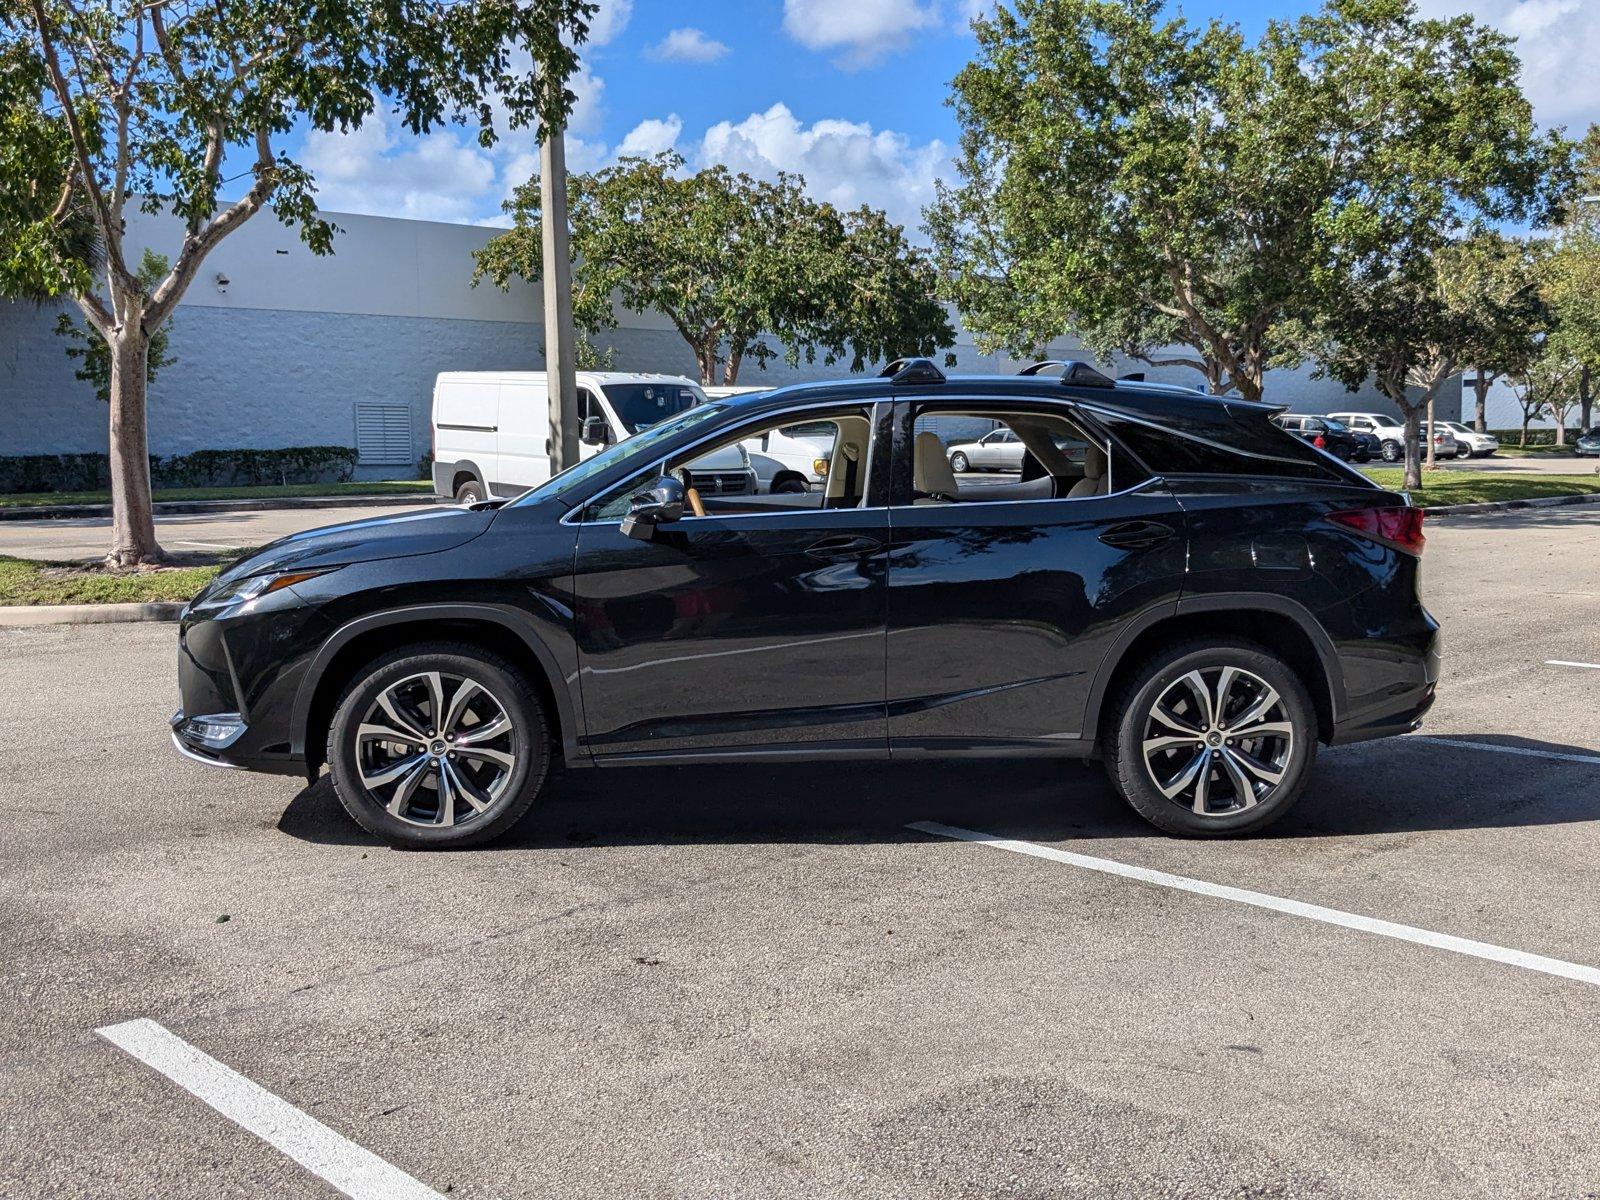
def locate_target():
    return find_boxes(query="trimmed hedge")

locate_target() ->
[0,446,358,495]
[1488,427,1559,446]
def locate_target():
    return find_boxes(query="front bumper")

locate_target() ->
[169,711,248,769]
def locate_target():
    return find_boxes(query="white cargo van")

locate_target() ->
[431,371,755,503]
[702,384,835,494]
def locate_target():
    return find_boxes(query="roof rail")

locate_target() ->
[880,357,947,385]
[1017,360,1115,388]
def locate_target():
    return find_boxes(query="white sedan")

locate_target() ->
[1440,421,1499,458]
[947,429,1025,472]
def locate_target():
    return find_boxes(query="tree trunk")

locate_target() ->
[106,328,164,566]
[1520,411,1530,447]
[695,345,718,385]
[1474,375,1490,433]
[1554,407,1567,446]
[1401,406,1423,492]
[725,345,743,387]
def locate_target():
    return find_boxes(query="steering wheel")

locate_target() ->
[672,468,705,518]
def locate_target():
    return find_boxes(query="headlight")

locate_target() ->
[193,568,335,611]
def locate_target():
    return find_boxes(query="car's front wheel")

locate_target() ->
[1455,446,1472,459]
[327,644,550,848]
[950,452,969,473]
[1103,639,1317,837]
[1380,441,1402,462]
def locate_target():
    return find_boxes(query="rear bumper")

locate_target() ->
[1326,623,1441,747]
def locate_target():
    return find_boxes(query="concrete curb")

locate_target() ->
[0,601,186,627]
[0,492,439,522]
[1423,491,1600,517]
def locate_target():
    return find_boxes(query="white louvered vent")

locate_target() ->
[354,404,414,465]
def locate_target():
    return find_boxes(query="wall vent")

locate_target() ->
[354,403,414,466]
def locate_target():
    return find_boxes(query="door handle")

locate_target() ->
[806,534,884,560]
[1098,520,1175,550]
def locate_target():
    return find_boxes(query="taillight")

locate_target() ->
[1328,506,1425,555]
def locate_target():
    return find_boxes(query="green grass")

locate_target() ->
[1496,444,1579,457]
[1361,468,1600,507]
[0,555,226,606]
[0,479,432,509]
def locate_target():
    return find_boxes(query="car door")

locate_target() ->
[569,402,893,762]
[885,399,1188,754]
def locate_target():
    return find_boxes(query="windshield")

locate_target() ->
[604,383,703,434]
[511,403,729,507]
[1322,418,1348,431]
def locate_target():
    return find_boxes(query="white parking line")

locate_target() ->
[96,1019,443,1200]
[908,821,1600,989]
[1546,659,1600,671]
[173,540,234,550]
[1408,735,1600,765]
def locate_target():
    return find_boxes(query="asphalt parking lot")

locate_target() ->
[3,506,1599,1198]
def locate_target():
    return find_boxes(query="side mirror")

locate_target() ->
[580,415,611,446]
[620,476,686,541]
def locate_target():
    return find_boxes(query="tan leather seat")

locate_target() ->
[914,431,959,499]
[1068,444,1108,498]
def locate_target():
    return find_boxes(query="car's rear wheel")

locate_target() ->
[1380,441,1401,462]
[1103,639,1317,837]
[455,478,487,505]
[1455,446,1472,459]
[950,452,969,473]
[327,644,550,848]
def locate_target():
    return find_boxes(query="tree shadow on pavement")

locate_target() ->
[276,731,1600,850]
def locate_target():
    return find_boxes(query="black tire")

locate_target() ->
[1380,440,1401,463]
[771,473,809,495]
[950,452,969,473]
[455,478,486,505]
[1455,447,1472,460]
[1102,638,1318,837]
[327,643,551,849]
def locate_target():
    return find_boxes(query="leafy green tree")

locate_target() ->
[1,0,596,565]
[475,152,954,385]
[53,250,176,402]
[1543,126,1600,432]
[1441,234,1546,433]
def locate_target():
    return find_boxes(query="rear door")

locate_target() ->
[435,377,499,492]
[885,399,1188,754]
[495,382,553,493]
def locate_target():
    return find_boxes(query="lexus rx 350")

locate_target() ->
[173,360,1440,846]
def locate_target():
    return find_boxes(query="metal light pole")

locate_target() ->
[540,118,580,474]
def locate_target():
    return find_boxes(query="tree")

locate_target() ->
[1543,125,1600,432]
[1293,1,1568,490]
[53,249,175,402]
[1450,234,1545,433]
[475,152,954,385]
[928,0,1383,399]
[0,0,596,565]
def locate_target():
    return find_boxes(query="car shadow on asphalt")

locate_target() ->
[275,732,1600,850]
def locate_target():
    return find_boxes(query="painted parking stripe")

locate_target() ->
[1408,735,1600,766]
[1546,659,1600,671]
[96,1019,443,1200]
[908,821,1600,989]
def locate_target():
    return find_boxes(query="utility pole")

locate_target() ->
[540,116,580,474]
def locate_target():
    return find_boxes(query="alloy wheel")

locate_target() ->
[355,671,518,828]
[1141,666,1295,817]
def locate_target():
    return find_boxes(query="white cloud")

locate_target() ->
[617,116,685,159]
[782,0,942,68]
[585,0,633,47]
[695,103,949,232]
[299,109,497,224]
[1413,0,1598,131]
[645,27,731,64]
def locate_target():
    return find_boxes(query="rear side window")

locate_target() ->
[1095,410,1350,482]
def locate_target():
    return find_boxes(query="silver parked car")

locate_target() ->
[1440,421,1498,458]
[947,428,1025,472]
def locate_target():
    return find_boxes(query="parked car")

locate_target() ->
[1328,411,1458,461]
[1439,422,1498,458]
[1270,414,1367,462]
[948,428,1025,472]
[431,371,755,503]
[701,386,835,492]
[173,359,1439,847]
[1574,428,1600,458]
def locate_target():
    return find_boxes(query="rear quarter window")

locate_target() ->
[1097,410,1353,482]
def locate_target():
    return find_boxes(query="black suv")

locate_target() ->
[1270,413,1369,463]
[173,360,1439,846]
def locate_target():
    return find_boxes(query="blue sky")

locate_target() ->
[296,0,1599,234]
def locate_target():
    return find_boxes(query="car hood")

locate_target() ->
[212,503,495,585]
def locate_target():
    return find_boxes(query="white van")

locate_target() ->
[431,371,755,503]
[703,385,835,493]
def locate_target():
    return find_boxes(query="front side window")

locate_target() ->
[906,406,1130,504]
[587,405,878,521]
